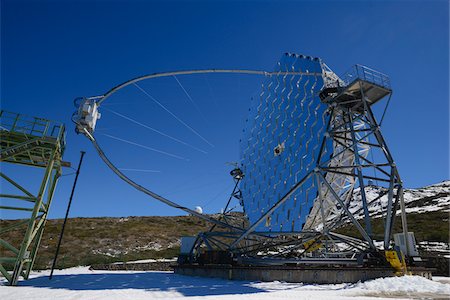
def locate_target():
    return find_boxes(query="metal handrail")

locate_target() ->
[340,64,391,89]
[0,111,66,148]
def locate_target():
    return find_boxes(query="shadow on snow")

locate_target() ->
[19,271,265,296]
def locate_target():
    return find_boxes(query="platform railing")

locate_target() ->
[339,64,391,90]
[0,110,66,148]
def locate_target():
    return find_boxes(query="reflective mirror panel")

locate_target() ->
[240,53,331,232]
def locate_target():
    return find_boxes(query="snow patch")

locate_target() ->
[112,257,177,264]
[2,267,450,300]
[356,275,450,294]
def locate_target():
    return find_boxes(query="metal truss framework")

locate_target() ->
[72,58,410,267]
[74,68,324,230]
[189,63,411,266]
[0,111,68,285]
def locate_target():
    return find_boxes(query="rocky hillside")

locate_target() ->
[0,181,448,271]
[0,215,210,270]
[343,181,449,247]
[350,180,450,217]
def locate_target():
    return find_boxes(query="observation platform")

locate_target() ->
[320,64,392,112]
[0,111,69,168]
[0,110,69,285]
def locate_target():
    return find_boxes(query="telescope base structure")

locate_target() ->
[173,264,434,284]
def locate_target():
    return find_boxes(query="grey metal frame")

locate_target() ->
[76,64,410,266]
[191,68,410,265]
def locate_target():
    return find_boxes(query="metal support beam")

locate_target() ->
[10,150,57,285]
[347,110,372,236]
[229,172,314,249]
[398,185,411,256]
[384,168,396,249]
[317,171,375,249]
[0,110,66,286]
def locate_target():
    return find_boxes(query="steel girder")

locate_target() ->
[222,77,408,263]
[0,110,67,285]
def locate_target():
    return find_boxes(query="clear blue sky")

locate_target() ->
[1,0,448,219]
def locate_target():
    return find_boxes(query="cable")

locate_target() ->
[133,82,215,147]
[101,133,188,161]
[104,108,208,154]
[173,75,207,122]
[81,127,242,231]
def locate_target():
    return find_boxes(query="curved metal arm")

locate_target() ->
[76,68,321,228]
[80,127,242,230]
[96,69,322,105]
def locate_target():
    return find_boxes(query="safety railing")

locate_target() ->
[340,64,391,90]
[0,110,66,147]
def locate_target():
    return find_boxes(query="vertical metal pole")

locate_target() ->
[398,185,411,256]
[383,168,396,249]
[49,151,86,280]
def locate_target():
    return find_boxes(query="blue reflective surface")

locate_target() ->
[239,53,331,232]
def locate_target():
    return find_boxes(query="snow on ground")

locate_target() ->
[112,257,177,264]
[1,267,449,300]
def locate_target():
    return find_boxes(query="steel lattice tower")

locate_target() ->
[72,53,415,272]
[186,55,412,267]
[0,111,68,286]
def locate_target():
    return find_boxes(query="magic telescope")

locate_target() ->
[73,53,423,282]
